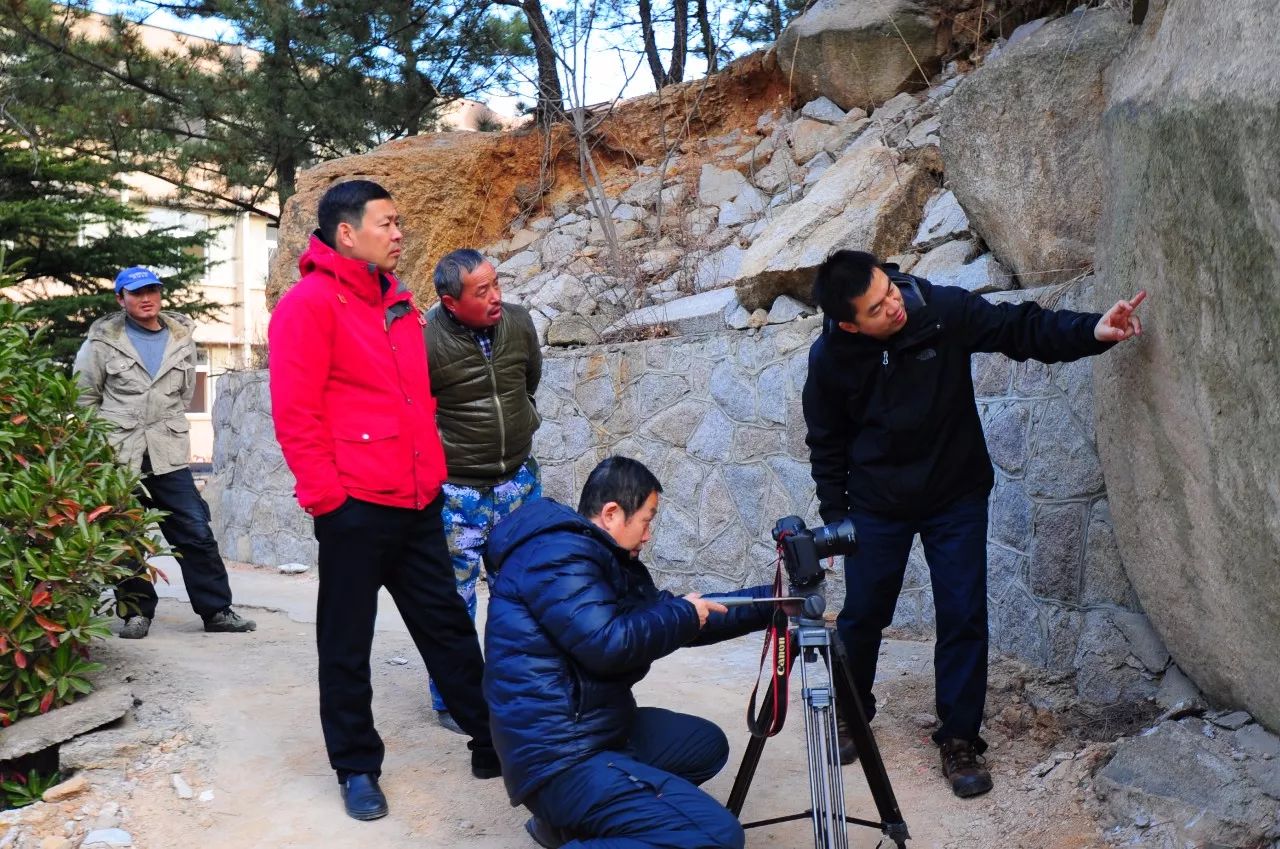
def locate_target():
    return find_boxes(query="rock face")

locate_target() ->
[941,9,1132,285]
[204,370,317,569]
[776,0,940,112]
[730,139,936,309]
[1093,0,1280,731]
[267,131,558,309]
[268,51,787,309]
[1094,719,1280,848]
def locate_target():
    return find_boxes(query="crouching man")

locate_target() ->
[483,456,775,849]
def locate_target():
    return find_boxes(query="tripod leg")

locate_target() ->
[804,652,850,849]
[726,705,771,816]
[831,633,910,844]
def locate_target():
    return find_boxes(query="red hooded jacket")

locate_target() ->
[268,235,447,517]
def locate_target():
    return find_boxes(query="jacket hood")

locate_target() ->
[487,498,620,572]
[297,233,408,304]
[86,310,193,347]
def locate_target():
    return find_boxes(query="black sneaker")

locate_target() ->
[203,608,257,633]
[119,616,151,640]
[939,738,993,798]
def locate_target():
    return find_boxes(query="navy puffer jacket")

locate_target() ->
[483,497,774,805]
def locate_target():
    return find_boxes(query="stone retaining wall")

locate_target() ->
[206,283,1165,703]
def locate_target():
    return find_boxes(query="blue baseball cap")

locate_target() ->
[113,266,164,294]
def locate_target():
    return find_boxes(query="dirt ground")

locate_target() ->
[55,562,1117,849]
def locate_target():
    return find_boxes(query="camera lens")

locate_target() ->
[812,517,857,557]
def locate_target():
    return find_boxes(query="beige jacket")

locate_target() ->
[73,311,197,476]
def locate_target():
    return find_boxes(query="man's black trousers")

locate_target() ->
[115,466,234,620]
[313,494,493,779]
[836,491,989,748]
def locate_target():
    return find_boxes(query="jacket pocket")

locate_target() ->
[148,416,192,471]
[160,364,193,396]
[333,416,402,494]
[104,357,147,394]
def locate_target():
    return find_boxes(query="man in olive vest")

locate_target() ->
[74,267,256,639]
[426,248,543,733]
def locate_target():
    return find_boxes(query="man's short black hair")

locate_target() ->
[812,250,883,323]
[578,456,663,519]
[434,248,485,300]
[317,180,393,246]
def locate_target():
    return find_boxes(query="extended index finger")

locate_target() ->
[1129,290,1148,310]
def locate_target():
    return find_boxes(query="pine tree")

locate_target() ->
[0,136,212,365]
[0,0,533,213]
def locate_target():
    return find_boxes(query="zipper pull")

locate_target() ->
[882,350,889,367]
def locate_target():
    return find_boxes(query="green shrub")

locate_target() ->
[0,768,62,809]
[0,301,164,726]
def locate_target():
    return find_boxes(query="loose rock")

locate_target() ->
[41,777,89,805]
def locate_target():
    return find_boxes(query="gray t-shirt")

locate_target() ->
[124,315,169,379]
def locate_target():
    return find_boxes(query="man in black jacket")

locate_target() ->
[425,248,543,733]
[803,250,1144,799]
[484,457,777,849]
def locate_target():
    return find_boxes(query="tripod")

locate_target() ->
[725,611,910,849]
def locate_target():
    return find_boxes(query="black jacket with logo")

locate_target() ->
[802,273,1112,521]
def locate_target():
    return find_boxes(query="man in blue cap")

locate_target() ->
[73,267,256,638]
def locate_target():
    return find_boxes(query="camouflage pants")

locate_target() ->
[429,458,541,711]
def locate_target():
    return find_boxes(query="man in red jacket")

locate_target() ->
[268,180,500,822]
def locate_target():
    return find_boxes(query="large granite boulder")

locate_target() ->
[940,9,1133,285]
[730,138,936,309]
[1093,0,1280,731]
[776,0,940,113]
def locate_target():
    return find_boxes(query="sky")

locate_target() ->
[92,1,715,118]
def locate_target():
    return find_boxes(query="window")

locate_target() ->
[185,347,212,414]
[266,223,279,268]
[186,371,208,414]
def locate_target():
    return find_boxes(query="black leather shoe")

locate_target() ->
[471,747,502,779]
[939,738,993,798]
[525,816,573,849]
[340,773,389,820]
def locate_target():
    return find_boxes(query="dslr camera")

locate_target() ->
[771,516,857,590]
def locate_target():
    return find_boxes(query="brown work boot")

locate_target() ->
[835,708,859,765]
[939,738,993,798]
[203,607,257,633]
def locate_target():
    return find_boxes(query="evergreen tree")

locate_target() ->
[0,136,212,365]
[0,0,531,214]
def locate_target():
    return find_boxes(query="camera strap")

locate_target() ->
[746,555,795,738]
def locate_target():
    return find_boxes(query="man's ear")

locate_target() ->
[440,293,458,312]
[599,501,621,522]
[336,221,356,250]
[836,320,860,335]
